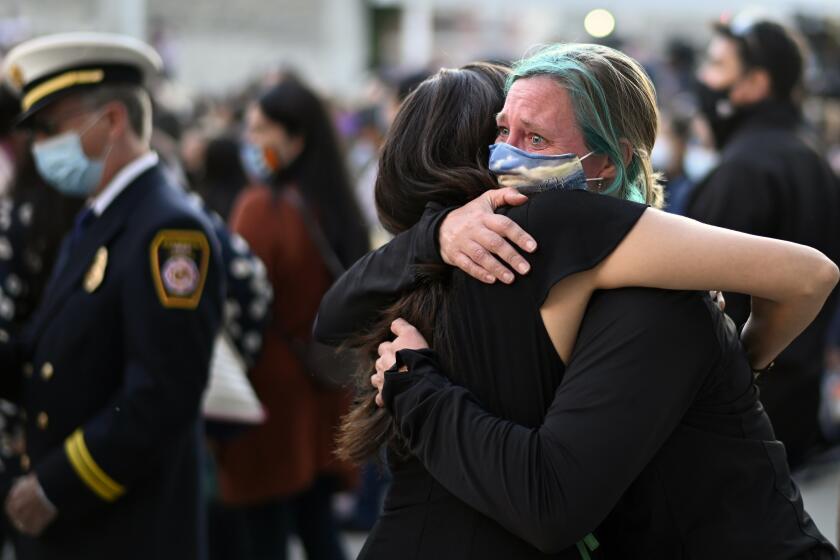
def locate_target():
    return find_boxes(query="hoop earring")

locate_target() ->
[586,177,605,191]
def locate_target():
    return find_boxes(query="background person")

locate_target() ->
[0,32,224,559]
[686,16,840,468]
[213,74,368,560]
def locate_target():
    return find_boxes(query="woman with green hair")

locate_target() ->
[320,45,837,558]
[499,42,663,207]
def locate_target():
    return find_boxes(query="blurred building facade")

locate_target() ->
[1,0,838,100]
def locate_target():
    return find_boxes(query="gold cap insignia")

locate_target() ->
[8,64,24,90]
[84,247,109,293]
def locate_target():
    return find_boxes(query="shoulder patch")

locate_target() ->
[149,229,210,309]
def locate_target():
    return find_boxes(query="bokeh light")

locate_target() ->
[584,8,616,38]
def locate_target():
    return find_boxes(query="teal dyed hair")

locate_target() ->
[507,43,663,207]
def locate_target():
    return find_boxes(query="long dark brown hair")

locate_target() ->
[336,62,509,463]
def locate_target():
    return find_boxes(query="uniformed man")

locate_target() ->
[0,33,224,559]
[686,15,840,468]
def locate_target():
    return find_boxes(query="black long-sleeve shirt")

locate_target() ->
[382,287,834,557]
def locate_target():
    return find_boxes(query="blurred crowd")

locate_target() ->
[0,7,839,560]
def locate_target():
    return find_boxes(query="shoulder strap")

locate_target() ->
[282,188,345,280]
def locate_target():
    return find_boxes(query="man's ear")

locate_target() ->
[733,68,771,104]
[105,101,129,139]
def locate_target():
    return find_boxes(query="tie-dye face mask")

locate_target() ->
[488,142,601,194]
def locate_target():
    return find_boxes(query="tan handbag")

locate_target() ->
[202,334,266,424]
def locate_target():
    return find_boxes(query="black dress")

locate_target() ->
[361,189,645,559]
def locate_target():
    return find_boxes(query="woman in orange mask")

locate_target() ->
[214,74,369,560]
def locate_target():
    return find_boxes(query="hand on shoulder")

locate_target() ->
[438,187,536,284]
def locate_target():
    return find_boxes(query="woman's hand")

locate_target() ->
[439,188,536,284]
[371,319,429,407]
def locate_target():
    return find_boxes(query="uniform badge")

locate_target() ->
[149,230,209,309]
[84,247,108,293]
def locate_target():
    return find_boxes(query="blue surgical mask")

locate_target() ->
[240,142,279,184]
[488,142,600,194]
[682,145,719,184]
[31,113,109,198]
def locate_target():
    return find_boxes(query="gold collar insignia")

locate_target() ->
[84,247,108,293]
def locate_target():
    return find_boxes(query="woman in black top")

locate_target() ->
[327,47,838,559]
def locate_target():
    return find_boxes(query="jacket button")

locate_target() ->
[20,454,30,471]
[40,363,54,379]
[36,412,48,430]
[23,363,33,377]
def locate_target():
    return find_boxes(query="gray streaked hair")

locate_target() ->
[82,84,153,144]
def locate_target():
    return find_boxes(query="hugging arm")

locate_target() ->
[313,204,448,344]
[590,207,839,369]
[382,289,714,553]
[349,188,837,369]
[313,189,535,344]
[518,189,837,370]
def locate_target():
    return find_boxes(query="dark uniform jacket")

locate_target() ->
[685,101,840,466]
[0,164,224,560]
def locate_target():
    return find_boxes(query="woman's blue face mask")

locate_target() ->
[488,143,601,194]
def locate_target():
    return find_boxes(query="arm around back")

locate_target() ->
[384,288,716,552]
